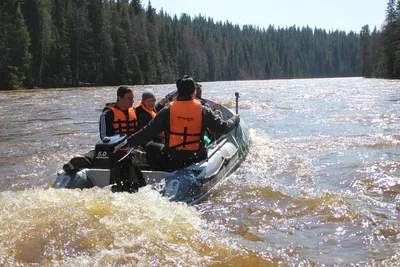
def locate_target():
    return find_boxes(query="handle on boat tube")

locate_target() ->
[235,92,239,114]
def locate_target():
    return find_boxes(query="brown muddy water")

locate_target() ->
[0,77,399,266]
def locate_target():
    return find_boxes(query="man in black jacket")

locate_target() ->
[99,86,137,139]
[129,75,240,171]
[65,86,138,172]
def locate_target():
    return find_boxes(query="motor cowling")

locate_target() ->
[94,135,129,169]
[94,135,142,193]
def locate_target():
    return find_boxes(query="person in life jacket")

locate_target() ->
[135,89,165,143]
[136,90,162,131]
[99,86,137,139]
[64,86,140,176]
[97,85,145,189]
[129,75,240,172]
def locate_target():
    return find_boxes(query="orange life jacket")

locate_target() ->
[103,105,137,136]
[135,101,157,118]
[168,100,203,150]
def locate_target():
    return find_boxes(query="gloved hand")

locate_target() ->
[165,89,178,101]
[232,115,240,125]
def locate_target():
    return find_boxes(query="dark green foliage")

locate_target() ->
[4,0,398,89]
[362,0,400,79]
[22,0,53,87]
[359,25,371,77]
[45,0,72,87]
[0,0,32,89]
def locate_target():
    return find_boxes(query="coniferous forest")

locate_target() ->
[0,0,397,90]
[359,0,400,78]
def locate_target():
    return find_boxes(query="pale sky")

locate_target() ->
[148,0,387,33]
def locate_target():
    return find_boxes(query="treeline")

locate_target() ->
[359,0,400,78]
[0,0,362,90]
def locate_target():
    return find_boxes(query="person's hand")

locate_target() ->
[165,89,178,101]
[159,98,167,106]
[211,103,220,111]
[232,115,240,125]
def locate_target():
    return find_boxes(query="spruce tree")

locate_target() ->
[359,25,371,77]
[22,0,52,87]
[45,0,72,87]
[377,0,397,78]
[0,0,32,89]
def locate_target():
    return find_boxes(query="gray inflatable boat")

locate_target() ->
[52,98,250,204]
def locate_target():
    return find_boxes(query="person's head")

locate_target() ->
[117,86,134,111]
[141,89,156,110]
[176,75,195,98]
[195,82,202,99]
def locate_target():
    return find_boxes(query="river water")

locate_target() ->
[0,77,399,266]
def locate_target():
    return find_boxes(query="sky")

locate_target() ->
[148,0,387,33]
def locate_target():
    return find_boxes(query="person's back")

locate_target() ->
[168,98,203,151]
[129,75,240,171]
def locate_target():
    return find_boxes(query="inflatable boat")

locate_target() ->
[52,97,250,204]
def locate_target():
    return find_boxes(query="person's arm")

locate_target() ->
[202,106,240,134]
[213,109,223,118]
[136,108,151,131]
[197,98,223,118]
[129,108,169,146]
[155,100,166,112]
[99,110,115,139]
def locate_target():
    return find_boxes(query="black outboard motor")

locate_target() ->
[94,135,140,193]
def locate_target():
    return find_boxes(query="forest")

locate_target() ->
[0,0,397,90]
[359,0,400,79]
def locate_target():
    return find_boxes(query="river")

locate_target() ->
[0,77,399,266]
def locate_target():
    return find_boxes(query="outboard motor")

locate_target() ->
[94,135,140,193]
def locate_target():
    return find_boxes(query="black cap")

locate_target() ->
[117,86,132,100]
[176,75,195,97]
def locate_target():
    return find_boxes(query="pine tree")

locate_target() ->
[377,0,397,78]
[69,0,94,86]
[45,0,72,87]
[369,27,381,77]
[359,25,371,77]
[88,0,114,84]
[22,0,53,87]
[144,1,162,83]
[392,0,400,78]
[0,0,32,89]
